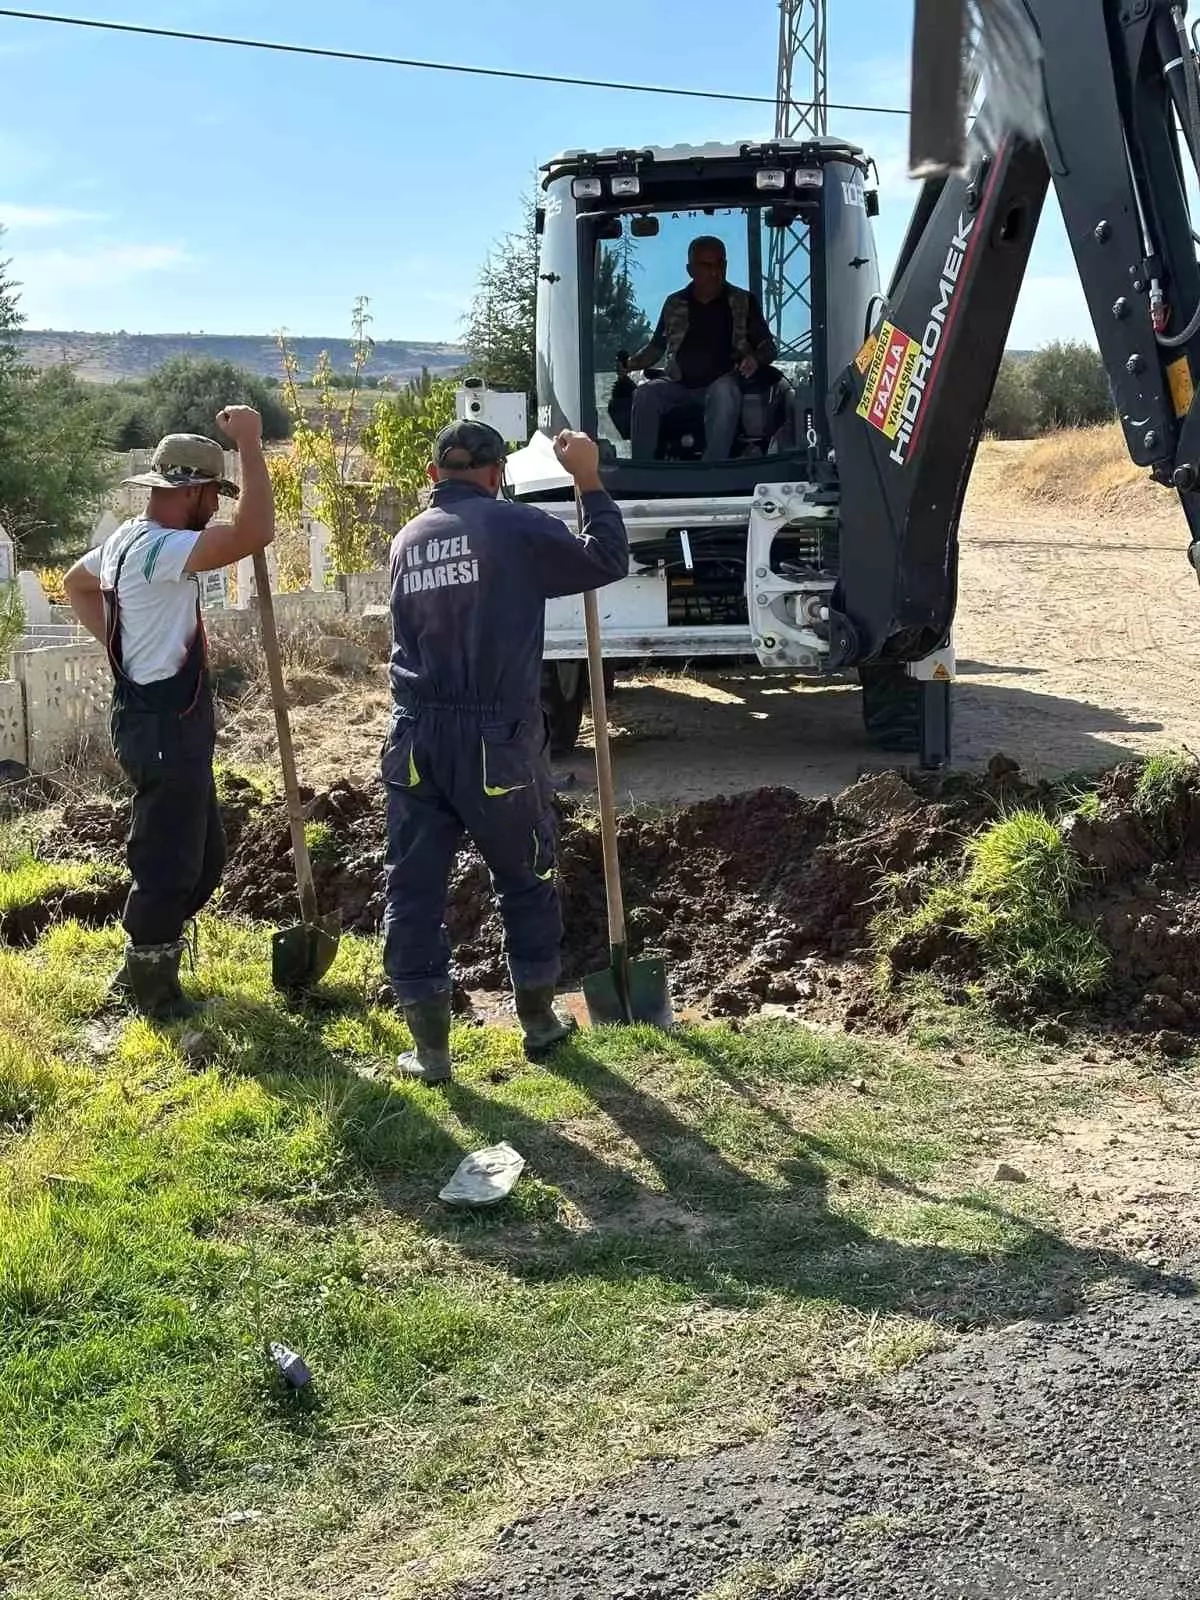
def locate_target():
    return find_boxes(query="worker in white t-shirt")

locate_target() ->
[63,407,275,1020]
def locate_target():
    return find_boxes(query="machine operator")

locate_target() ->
[383,419,630,1085]
[621,235,777,462]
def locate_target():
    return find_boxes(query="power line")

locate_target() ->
[0,7,909,117]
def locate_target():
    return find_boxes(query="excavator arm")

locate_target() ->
[828,0,1200,760]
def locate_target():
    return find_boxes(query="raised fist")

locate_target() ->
[216,405,263,447]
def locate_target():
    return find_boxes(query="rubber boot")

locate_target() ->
[107,942,134,1005]
[515,985,577,1061]
[124,941,202,1023]
[396,996,453,1085]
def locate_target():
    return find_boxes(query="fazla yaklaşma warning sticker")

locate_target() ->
[857,320,920,440]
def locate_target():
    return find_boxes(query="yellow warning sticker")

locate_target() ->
[854,334,877,375]
[932,662,952,682]
[857,319,921,440]
[1167,355,1194,419]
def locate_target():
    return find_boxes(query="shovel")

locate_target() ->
[577,498,672,1029]
[252,549,340,993]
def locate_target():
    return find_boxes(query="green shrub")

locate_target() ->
[1026,340,1115,429]
[143,356,291,444]
[986,354,1038,438]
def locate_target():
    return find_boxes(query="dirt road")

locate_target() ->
[219,443,1200,805]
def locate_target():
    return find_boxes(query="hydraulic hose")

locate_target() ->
[1156,6,1200,347]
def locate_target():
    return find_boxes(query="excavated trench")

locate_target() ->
[35,768,974,1013]
[27,759,1200,1030]
[0,881,128,948]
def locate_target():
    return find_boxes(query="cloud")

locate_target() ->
[0,203,104,230]
[13,242,188,294]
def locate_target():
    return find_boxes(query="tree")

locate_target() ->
[0,235,114,562]
[1026,340,1115,429]
[89,381,157,451]
[276,297,379,574]
[593,237,653,373]
[102,391,158,451]
[464,192,538,412]
[986,353,1038,439]
[143,356,292,443]
[363,371,458,523]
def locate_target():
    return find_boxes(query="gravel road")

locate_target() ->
[452,1278,1200,1599]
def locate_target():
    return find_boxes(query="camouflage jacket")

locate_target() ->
[645,285,777,380]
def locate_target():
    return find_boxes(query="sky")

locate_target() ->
[0,0,1094,346]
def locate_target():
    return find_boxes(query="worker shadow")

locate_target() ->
[204,989,469,1173]
[378,1030,1190,1332]
[205,995,1189,1338]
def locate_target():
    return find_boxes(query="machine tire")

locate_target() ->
[542,661,588,756]
[858,662,921,754]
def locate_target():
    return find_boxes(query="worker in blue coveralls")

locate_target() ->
[382,419,630,1085]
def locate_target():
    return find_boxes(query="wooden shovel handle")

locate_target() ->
[578,495,625,952]
[253,549,320,926]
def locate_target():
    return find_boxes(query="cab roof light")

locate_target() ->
[571,177,603,199]
[755,169,788,191]
[611,174,641,197]
[795,168,824,189]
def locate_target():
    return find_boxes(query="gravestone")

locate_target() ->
[200,570,228,610]
[90,509,121,550]
[17,571,52,627]
[307,518,331,592]
[235,546,279,609]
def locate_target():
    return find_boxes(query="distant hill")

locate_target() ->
[13,330,467,386]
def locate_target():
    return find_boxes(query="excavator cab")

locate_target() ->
[508,138,962,766]
[529,139,882,498]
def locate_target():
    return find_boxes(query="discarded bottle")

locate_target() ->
[268,1341,312,1389]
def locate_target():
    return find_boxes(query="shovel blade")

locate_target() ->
[271,922,340,993]
[582,954,672,1030]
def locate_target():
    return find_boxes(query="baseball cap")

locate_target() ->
[434,419,508,470]
[122,433,240,498]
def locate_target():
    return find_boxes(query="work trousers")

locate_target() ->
[631,372,743,461]
[381,706,562,1004]
[112,693,227,947]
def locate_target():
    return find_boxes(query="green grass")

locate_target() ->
[1073,789,1102,821]
[0,856,105,915]
[1134,748,1196,816]
[213,763,276,808]
[0,880,1156,1599]
[303,820,338,865]
[1132,748,1199,851]
[877,808,1109,1001]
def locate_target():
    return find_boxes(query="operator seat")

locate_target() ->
[607,367,792,460]
[653,367,790,461]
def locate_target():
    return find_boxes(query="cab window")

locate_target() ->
[588,206,812,465]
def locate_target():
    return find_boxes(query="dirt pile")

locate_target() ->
[36,768,999,1012]
[1064,765,1200,1031]
[36,756,1200,1025]
[218,771,994,1011]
